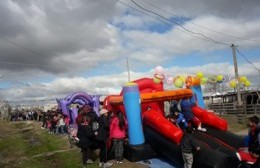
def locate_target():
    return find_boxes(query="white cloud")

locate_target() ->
[2,61,259,104]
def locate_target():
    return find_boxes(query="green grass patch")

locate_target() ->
[14,150,100,168]
[0,121,100,168]
[23,131,68,156]
[221,114,248,132]
[0,132,28,160]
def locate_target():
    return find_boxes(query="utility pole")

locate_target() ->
[231,44,242,106]
[126,57,130,82]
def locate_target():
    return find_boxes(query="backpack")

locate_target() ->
[86,111,99,136]
[91,121,99,135]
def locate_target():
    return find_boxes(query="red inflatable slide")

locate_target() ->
[192,106,228,131]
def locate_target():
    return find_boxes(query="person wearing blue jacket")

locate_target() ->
[180,99,206,132]
[167,111,188,130]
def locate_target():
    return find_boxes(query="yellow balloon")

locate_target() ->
[200,77,208,85]
[239,76,247,83]
[216,75,223,82]
[244,80,251,87]
[179,75,186,82]
[153,77,161,84]
[196,72,204,79]
[174,77,183,88]
[229,80,237,88]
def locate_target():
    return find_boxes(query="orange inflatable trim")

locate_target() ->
[185,76,201,87]
[108,89,193,104]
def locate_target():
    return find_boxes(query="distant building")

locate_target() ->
[0,100,11,120]
[203,89,260,116]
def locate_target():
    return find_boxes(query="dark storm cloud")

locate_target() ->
[0,0,119,74]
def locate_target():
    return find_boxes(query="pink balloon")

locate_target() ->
[154,66,164,75]
[166,76,173,85]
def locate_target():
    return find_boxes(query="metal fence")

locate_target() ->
[206,103,260,115]
[206,102,260,123]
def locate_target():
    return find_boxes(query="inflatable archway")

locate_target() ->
[56,92,100,124]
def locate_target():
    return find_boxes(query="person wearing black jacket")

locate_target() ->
[77,115,94,168]
[96,109,113,168]
[181,126,200,168]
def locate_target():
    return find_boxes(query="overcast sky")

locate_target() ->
[0,0,260,105]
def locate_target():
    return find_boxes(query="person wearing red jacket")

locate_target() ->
[109,111,128,164]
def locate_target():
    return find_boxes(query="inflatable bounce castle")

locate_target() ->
[58,71,246,167]
[102,76,244,168]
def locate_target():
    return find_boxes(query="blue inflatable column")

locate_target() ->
[123,83,144,145]
[191,85,205,108]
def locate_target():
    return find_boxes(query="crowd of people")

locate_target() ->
[9,106,128,168]
[10,109,43,122]
[9,100,260,168]
[10,108,70,136]
[74,105,127,168]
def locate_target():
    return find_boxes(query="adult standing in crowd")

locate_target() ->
[96,109,113,168]
[41,111,48,129]
[77,115,95,168]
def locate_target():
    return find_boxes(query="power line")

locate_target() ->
[115,0,229,44]
[129,0,230,46]
[116,0,218,41]
[236,48,260,72]
[115,0,172,26]
[140,0,260,43]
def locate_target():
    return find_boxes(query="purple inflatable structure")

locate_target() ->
[56,92,100,124]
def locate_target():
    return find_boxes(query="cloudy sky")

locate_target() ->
[0,0,260,105]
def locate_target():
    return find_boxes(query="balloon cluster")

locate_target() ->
[196,72,225,85]
[165,75,185,88]
[152,67,252,89]
[153,66,186,88]
[229,76,251,88]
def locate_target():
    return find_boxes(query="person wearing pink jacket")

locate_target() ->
[109,111,128,164]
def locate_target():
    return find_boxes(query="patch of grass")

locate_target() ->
[0,132,28,161]
[55,150,83,168]
[24,131,68,156]
[221,114,248,132]
[16,150,99,168]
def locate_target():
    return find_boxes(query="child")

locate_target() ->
[257,121,260,146]
[110,111,127,164]
[47,119,52,133]
[244,116,259,147]
[181,126,200,168]
[167,111,188,130]
[180,99,206,132]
